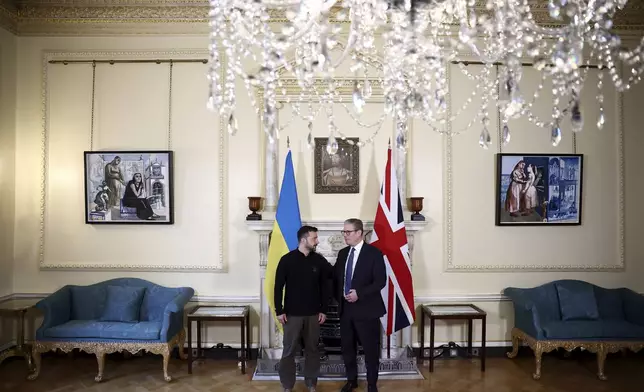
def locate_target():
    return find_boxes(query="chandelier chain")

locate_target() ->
[90,61,96,151]
[168,60,174,150]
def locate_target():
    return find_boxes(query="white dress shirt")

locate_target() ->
[344,240,364,289]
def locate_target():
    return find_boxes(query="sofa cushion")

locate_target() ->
[100,285,146,323]
[70,285,107,320]
[542,320,644,339]
[44,320,161,340]
[139,286,182,322]
[556,282,599,321]
[594,287,625,320]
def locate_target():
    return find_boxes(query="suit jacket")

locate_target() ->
[333,242,387,320]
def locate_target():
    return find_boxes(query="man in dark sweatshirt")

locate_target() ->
[274,225,333,392]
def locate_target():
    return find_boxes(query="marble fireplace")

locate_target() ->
[246,128,426,379]
[246,219,427,380]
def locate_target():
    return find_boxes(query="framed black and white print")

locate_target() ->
[84,150,174,224]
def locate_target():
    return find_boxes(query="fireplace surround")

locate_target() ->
[247,219,427,380]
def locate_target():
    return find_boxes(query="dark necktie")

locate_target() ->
[344,247,355,296]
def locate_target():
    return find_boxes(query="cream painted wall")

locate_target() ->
[7,34,644,349]
[0,27,17,350]
[0,27,16,298]
[621,78,644,293]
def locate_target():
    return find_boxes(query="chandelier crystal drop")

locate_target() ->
[207,0,644,153]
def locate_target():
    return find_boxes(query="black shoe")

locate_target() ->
[340,381,358,392]
[367,385,378,392]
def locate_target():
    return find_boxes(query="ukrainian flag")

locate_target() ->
[264,149,302,332]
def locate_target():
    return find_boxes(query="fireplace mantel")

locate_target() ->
[247,219,427,351]
[247,219,427,265]
[246,219,427,232]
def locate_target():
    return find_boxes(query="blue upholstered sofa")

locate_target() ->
[504,279,644,380]
[28,278,194,382]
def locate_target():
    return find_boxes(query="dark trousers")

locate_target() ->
[279,314,320,389]
[340,313,381,387]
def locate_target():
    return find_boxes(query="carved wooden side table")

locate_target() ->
[0,299,39,376]
[187,305,251,375]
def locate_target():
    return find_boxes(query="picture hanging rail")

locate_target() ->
[47,58,208,225]
[48,59,209,65]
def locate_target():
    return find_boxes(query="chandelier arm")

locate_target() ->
[267,0,337,43]
[330,28,358,69]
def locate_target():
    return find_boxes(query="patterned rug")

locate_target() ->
[252,347,425,381]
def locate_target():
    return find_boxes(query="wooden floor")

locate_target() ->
[0,352,642,392]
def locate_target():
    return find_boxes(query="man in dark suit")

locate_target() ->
[333,218,387,392]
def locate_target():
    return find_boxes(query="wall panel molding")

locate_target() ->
[39,49,225,271]
[443,71,626,272]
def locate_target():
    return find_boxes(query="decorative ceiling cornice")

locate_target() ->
[1,0,644,36]
[0,0,18,33]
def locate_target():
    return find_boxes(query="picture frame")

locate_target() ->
[314,137,360,194]
[83,150,174,224]
[495,153,583,226]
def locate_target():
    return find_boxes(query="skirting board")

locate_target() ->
[178,340,513,349]
[180,344,518,360]
[28,347,518,362]
[4,340,513,351]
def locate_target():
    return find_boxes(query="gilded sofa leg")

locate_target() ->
[162,347,172,382]
[596,345,608,381]
[27,351,41,381]
[507,329,520,359]
[178,329,188,360]
[532,343,543,380]
[95,352,105,382]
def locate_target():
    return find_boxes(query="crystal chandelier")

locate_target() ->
[206,0,643,153]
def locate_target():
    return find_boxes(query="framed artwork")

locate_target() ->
[84,150,174,224]
[495,153,583,226]
[314,137,360,194]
